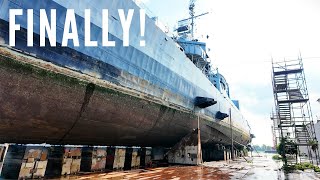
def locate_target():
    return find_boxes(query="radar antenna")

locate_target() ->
[177,0,209,40]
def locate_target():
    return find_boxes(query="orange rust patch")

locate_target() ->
[66,166,230,180]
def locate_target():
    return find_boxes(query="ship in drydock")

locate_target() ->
[0,0,251,148]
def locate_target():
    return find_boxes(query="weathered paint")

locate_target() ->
[18,146,48,179]
[0,48,250,147]
[61,147,81,175]
[131,148,141,169]
[113,148,126,170]
[80,147,107,172]
[91,147,107,171]
[168,130,200,165]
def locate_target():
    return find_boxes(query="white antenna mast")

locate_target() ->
[177,0,209,40]
[189,0,196,39]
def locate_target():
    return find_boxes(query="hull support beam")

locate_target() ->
[167,128,203,165]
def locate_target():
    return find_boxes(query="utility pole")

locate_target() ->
[197,115,202,164]
[230,108,234,160]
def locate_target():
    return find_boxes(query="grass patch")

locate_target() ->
[272,154,282,160]
[283,162,320,173]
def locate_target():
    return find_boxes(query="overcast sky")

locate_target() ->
[140,0,320,146]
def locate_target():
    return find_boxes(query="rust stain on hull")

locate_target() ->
[0,46,250,147]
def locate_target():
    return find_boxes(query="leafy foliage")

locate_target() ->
[277,138,297,156]
[252,144,274,152]
[272,154,282,160]
[308,140,319,152]
[283,162,320,173]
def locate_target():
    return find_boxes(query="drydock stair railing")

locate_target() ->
[271,58,320,166]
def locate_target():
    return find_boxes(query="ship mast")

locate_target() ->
[177,0,209,40]
[189,0,196,39]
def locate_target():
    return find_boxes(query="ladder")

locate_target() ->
[271,58,319,165]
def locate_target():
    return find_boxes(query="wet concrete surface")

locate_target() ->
[58,154,320,180]
[204,154,282,179]
[204,153,320,180]
[59,166,230,180]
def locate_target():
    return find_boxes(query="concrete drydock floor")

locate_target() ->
[58,154,320,180]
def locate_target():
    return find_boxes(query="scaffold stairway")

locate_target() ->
[271,58,319,166]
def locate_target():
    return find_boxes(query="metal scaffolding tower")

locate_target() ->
[271,58,319,165]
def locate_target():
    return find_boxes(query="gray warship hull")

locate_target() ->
[0,0,251,147]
